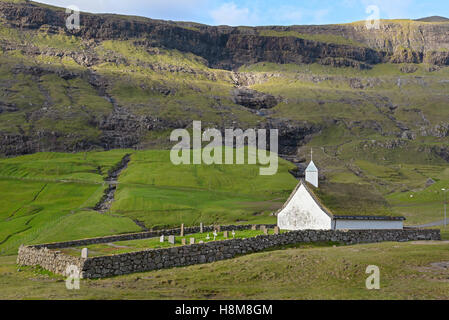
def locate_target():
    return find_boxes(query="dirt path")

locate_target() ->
[94,154,131,213]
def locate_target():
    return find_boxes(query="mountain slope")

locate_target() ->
[0,0,448,253]
[0,0,448,155]
[0,1,447,210]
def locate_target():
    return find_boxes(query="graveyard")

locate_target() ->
[57,227,282,258]
[3,232,449,299]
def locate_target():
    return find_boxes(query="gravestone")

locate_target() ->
[232,230,236,238]
[81,248,88,259]
[206,234,210,240]
[190,238,195,245]
[216,225,221,232]
[251,225,257,230]
[260,225,266,232]
[160,235,165,243]
[180,224,185,237]
[223,231,228,238]
[168,235,175,245]
[199,241,204,244]
[274,226,280,235]
[264,228,269,235]
[182,239,186,246]
[200,222,204,233]
[213,231,217,241]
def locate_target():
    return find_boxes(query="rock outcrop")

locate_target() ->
[231,88,279,110]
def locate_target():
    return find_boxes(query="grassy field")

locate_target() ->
[0,150,141,255]
[0,146,446,255]
[1,240,449,299]
[111,149,297,228]
[0,149,297,255]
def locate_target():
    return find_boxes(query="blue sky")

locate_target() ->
[37,0,449,26]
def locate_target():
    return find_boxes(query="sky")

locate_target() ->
[36,0,449,26]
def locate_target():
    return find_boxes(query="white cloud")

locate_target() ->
[38,0,208,21]
[210,2,258,26]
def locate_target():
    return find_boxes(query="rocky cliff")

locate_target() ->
[0,0,448,161]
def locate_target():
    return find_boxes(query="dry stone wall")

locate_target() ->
[17,245,84,276]
[17,228,440,279]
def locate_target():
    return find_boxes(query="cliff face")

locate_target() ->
[0,1,385,70]
[269,22,449,53]
[0,1,448,159]
[1,2,448,69]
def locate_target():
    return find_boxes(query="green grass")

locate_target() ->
[58,229,283,257]
[110,148,297,228]
[0,150,140,255]
[0,145,446,255]
[0,150,132,182]
[0,149,297,254]
[2,240,449,299]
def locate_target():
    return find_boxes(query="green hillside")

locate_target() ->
[0,0,447,258]
[0,146,447,256]
[0,149,298,255]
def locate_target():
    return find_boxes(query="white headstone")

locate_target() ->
[160,235,165,243]
[81,248,88,259]
[190,238,195,245]
[200,222,204,233]
[168,235,175,245]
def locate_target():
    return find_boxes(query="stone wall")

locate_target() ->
[17,245,84,276]
[17,228,440,279]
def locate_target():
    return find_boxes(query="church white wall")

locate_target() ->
[305,171,318,188]
[278,184,332,230]
[334,219,404,230]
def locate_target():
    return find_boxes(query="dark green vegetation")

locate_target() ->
[2,239,449,299]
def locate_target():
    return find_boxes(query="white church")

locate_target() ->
[277,156,405,231]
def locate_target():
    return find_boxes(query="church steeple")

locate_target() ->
[305,149,319,188]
